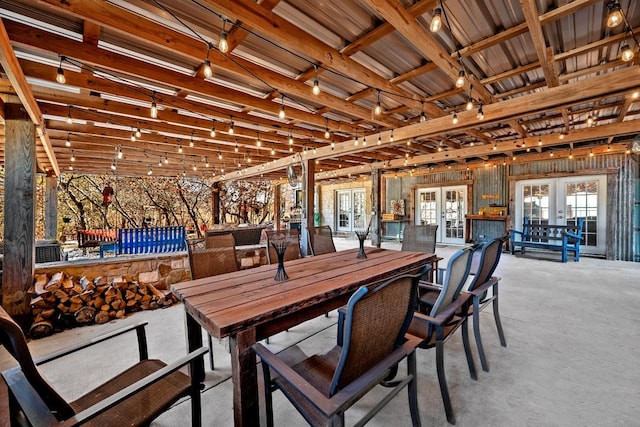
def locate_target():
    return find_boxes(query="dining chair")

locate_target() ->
[408,246,477,424]
[0,306,207,426]
[186,234,238,369]
[459,235,508,373]
[265,229,302,264]
[307,225,337,256]
[253,270,425,426]
[401,224,440,281]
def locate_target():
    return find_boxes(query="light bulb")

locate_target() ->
[621,44,634,62]
[325,128,330,139]
[476,104,484,120]
[148,168,153,176]
[66,113,73,124]
[430,8,442,32]
[70,151,75,162]
[466,98,473,110]
[190,136,194,147]
[178,145,183,154]
[374,102,381,115]
[203,59,213,78]
[312,79,320,95]
[228,121,234,134]
[136,128,142,138]
[279,103,285,119]
[111,162,116,170]
[219,31,228,53]
[256,138,261,147]
[150,101,158,118]
[455,70,465,88]
[452,112,458,124]
[420,112,426,123]
[56,67,66,84]
[289,135,294,145]
[377,135,381,145]
[65,136,71,147]
[164,156,169,164]
[607,5,623,28]
[390,130,394,142]
[117,148,123,159]
[218,151,222,160]
[210,121,216,137]
[131,132,136,142]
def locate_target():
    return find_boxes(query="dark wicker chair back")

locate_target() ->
[401,224,438,253]
[265,229,302,264]
[330,272,418,394]
[187,234,238,279]
[307,225,336,256]
[430,247,474,317]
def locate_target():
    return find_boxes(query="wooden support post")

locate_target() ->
[301,159,315,256]
[212,181,220,225]
[371,168,382,247]
[273,183,281,231]
[2,100,36,325]
[44,171,58,240]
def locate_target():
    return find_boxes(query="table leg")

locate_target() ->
[229,328,260,427]
[186,313,204,427]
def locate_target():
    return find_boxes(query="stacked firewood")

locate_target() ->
[29,272,177,338]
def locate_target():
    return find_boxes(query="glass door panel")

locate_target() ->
[415,186,466,244]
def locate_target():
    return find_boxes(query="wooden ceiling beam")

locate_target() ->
[0,18,59,175]
[520,0,559,88]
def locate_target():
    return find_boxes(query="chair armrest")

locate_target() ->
[35,321,149,366]
[60,347,208,427]
[418,280,442,292]
[563,231,580,241]
[466,276,500,297]
[410,294,471,327]
[1,368,60,426]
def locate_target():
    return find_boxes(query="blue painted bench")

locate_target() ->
[117,226,186,255]
[510,218,584,262]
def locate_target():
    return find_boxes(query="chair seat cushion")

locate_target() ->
[70,359,191,426]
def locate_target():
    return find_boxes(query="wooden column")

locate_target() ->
[273,183,281,231]
[2,100,36,325]
[371,168,382,247]
[44,171,58,240]
[300,159,315,256]
[212,181,221,224]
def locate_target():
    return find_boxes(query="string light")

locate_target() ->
[430,7,442,32]
[148,167,153,176]
[476,103,484,120]
[228,118,234,135]
[210,119,216,137]
[374,90,382,115]
[130,131,136,142]
[70,150,75,162]
[256,130,261,147]
[569,149,574,159]
[621,44,634,62]
[377,133,382,145]
[136,127,142,138]
[205,156,210,167]
[178,144,183,153]
[289,133,294,145]
[390,129,394,142]
[66,106,73,124]
[56,56,66,84]
[455,69,465,88]
[218,150,223,160]
[150,93,158,118]
[419,101,426,122]
[164,155,169,164]
[203,43,213,78]
[538,137,542,146]
[312,65,320,95]
[606,1,624,28]
[279,95,286,119]
[189,135,194,147]
[589,148,594,157]
[65,133,71,147]
[117,147,123,159]
[452,112,458,124]
[234,140,239,153]
[111,162,116,170]
[158,158,163,167]
[324,119,330,139]
[219,20,229,53]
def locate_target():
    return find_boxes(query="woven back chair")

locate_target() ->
[186,234,238,370]
[408,247,476,424]
[462,236,508,372]
[0,306,206,426]
[187,234,238,279]
[265,229,302,264]
[307,225,336,256]
[401,224,438,253]
[253,270,424,426]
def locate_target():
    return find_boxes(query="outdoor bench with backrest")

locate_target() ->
[510,217,584,262]
[118,226,186,255]
[76,229,117,249]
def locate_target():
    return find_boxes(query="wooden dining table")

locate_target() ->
[171,247,434,427]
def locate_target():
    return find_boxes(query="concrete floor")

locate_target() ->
[1,238,639,426]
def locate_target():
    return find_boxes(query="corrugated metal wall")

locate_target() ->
[509,154,638,261]
[381,155,638,261]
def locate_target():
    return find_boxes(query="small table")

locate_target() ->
[171,248,433,427]
[382,219,410,241]
[464,214,510,250]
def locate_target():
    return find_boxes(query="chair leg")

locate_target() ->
[493,295,507,347]
[407,351,422,427]
[473,297,489,372]
[260,363,275,427]
[436,340,455,424]
[461,318,477,381]
[207,334,215,370]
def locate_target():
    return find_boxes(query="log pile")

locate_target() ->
[29,272,177,338]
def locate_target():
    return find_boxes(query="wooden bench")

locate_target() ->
[206,226,266,247]
[118,226,186,255]
[510,218,584,262]
[77,229,117,249]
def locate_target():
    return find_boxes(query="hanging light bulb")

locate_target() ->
[219,21,229,53]
[455,69,466,88]
[476,103,484,120]
[569,149,574,159]
[178,144,183,154]
[452,112,458,124]
[587,115,594,126]
[377,134,382,145]
[210,119,216,137]
[538,137,542,146]
[390,129,394,142]
[271,146,275,155]
[164,155,169,164]
[234,140,239,153]
[150,94,158,118]
[203,43,213,78]
[325,120,330,139]
[135,128,142,138]
[56,56,66,84]
[289,146,293,153]
[331,141,335,149]
[218,151,222,160]
[158,159,163,167]
[70,150,75,162]
[148,167,153,176]
[430,7,442,32]
[279,95,286,119]
[130,131,136,142]
[228,119,234,135]
[621,44,635,62]
[65,134,71,147]
[256,132,262,147]
[363,134,367,146]
[374,90,382,115]
[312,65,320,95]
[606,1,624,28]
[589,148,594,157]
[559,132,565,140]
[69,164,73,171]
[466,97,474,111]
[117,147,123,159]
[66,106,73,124]
[289,133,294,145]
[190,135,195,148]
[111,162,116,170]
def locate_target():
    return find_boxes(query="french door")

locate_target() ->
[515,175,606,255]
[415,185,466,244]
[336,189,366,232]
